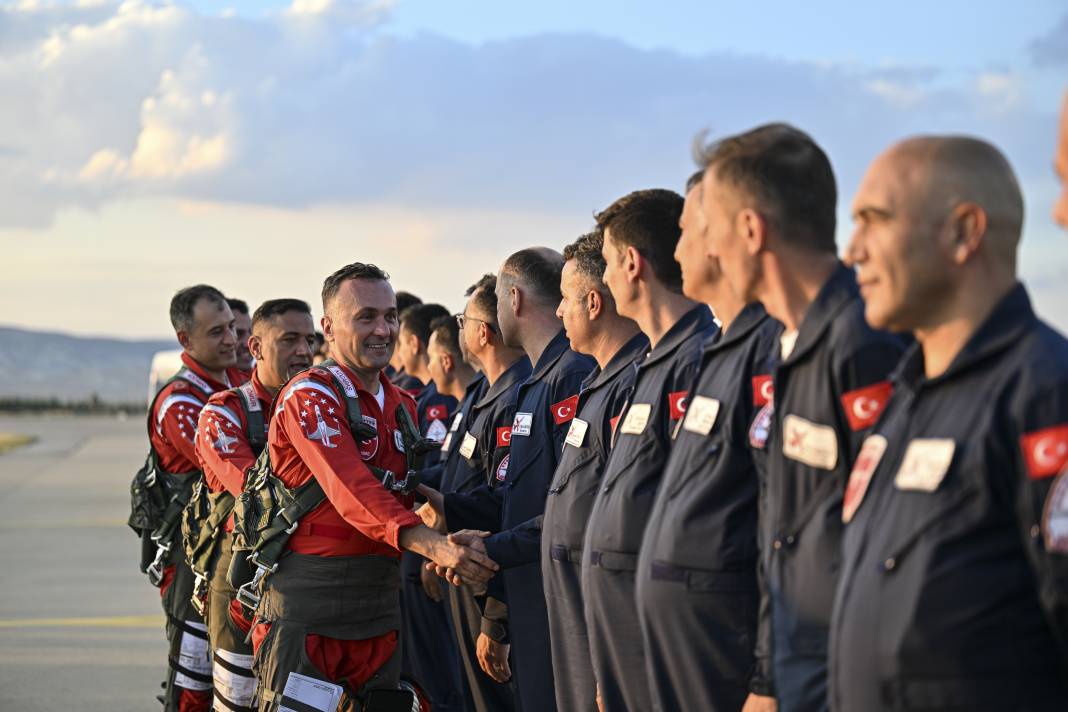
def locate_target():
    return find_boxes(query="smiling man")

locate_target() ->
[143,284,246,712]
[830,136,1068,711]
[194,298,315,712]
[249,263,499,711]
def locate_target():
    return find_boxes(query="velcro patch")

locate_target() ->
[752,375,773,406]
[1021,424,1068,480]
[552,395,579,425]
[841,381,893,431]
[668,391,688,420]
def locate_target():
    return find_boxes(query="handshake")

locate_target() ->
[412,484,498,591]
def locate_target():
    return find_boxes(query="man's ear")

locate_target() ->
[176,330,191,350]
[249,334,264,361]
[587,289,603,320]
[737,208,768,257]
[624,245,642,284]
[511,286,523,318]
[441,352,455,374]
[321,315,334,343]
[946,202,987,265]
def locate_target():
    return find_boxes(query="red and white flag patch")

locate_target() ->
[668,391,689,420]
[1021,424,1068,480]
[496,426,513,448]
[426,405,448,422]
[752,375,773,406]
[841,381,893,431]
[551,395,579,425]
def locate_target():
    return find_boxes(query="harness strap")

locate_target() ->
[235,381,267,456]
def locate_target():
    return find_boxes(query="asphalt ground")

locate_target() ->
[0,414,167,711]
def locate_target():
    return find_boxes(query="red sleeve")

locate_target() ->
[154,386,204,467]
[277,380,420,550]
[195,393,257,496]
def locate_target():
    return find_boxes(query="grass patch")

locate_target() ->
[0,433,36,455]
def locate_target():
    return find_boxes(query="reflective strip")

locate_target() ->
[213,648,255,709]
[157,394,205,425]
[202,403,242,429]
[172,621,212,691]
[278,380,341,414]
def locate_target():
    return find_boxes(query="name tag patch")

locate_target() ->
[512,412,533,437]
[682,396,720,436]
[894,438,955,492]
[842,434,888,523]
[459,433,477,460]
[565,418,589,448]
[782,414,838,470]
[620,403,651,435]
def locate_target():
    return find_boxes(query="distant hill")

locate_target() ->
[0,326,177,404]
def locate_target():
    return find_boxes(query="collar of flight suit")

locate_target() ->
[894,282,1037,396]
[701,301,771,359]
[778,261,859,369]
[640,304,717,370]
[474,355,533,410]
[527,329,573,383]
[179,351,235,393]
[582,332,650,394]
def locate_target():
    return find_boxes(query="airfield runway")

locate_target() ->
[0,415,166,711]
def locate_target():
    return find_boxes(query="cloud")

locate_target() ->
[0,0,1059,231]
[1031,12,1068,66]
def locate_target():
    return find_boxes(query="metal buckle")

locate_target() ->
[145,543,171,587]
[235,557,276,612]
[190,574,209,617]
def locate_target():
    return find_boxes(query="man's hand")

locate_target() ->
[425,530,495,586]
[400,524,498,585]
[420,561,443,602]
[476,632,511,683]
[741,693,777,712]
[417,502,446,533]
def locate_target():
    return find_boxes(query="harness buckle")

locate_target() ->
[190,573,209,617]
[236,556,277,612]
[146,544,170,587]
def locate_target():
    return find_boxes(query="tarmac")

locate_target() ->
[0,414,166,711]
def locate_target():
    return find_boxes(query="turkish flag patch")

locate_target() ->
[841,381,893,431]
[496,426,513,447]
[668,391,688,420]
[426,405,448,422]
[1021,424,1068,480]
[752,375,773,406]
[551,395,579,425]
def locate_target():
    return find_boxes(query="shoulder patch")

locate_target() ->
[497,426,513,447]
[1042,471,1068,552]
[551,395,579,425]
[752,375,773,406]
[1021,424,1068,480]
[841,381,893,431]
[426,404,449,422]
[668,391,688,420]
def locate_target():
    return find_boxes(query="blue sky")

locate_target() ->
[1,0,1065,338]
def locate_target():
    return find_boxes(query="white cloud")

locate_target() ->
[0,0,1059,234]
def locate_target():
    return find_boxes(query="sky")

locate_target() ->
[1,0,1066,339]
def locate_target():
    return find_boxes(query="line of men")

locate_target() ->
[132,96,1068,712]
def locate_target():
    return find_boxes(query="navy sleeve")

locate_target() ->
[444,484,503,532]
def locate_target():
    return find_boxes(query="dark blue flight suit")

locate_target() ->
[446,361,530,712]
[542,332,648,712]
[447,331,595,712]
[582,304,718,711]
[402,381,463,710]
[636,303,780,711]
[392,370,424,394]
[830,284,1068,711]
[761,264,904,712]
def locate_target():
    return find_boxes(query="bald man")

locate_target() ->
[831,137,1068,711]
[1055,91,1067,229]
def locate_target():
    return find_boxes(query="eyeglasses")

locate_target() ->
[455,313,497,334]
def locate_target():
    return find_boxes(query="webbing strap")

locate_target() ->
[168,657,213,684]
[167,614,209,641]
[236,382,267,455]
[214,691,255,712]
[212,654,254,678]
